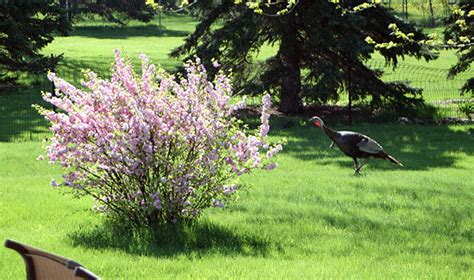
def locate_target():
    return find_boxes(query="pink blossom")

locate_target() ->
[260,94,272,140]
[50,179,58,187]
[266,144,283,159]
[37,50,282,225]
[265,163,278,171]
[213,199,225,208]
[153,198,162,210]
[223,185,237,195]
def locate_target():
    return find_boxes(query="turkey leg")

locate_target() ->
[353,158,359,175]
[355,158,369,173]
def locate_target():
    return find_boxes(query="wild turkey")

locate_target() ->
[310,116,403,174]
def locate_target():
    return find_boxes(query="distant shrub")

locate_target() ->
[458,100,474,120]
[36,50,281,227]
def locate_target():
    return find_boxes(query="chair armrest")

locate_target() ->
[74,266,100,280]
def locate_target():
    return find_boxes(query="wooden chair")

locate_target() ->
[4,239,100,280]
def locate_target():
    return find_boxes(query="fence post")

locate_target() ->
[428,0,435,27]
[65,0,70,24]
[405,0,409,19]
[347,69,352,126]
[401,0,404,18]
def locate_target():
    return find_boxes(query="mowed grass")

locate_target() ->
[42,14,198,84]
[1,15,470,141]
[0,122,473,278]
[30,15,474,112]
[1,15,197,141]
[368,50,473,104]
[0,88,53,142]
[0,14,473,278]
[36,15,474,100]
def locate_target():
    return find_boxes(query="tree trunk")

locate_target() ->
[278,12,302,115]
[429,0,435,27]
[405,0,409,19]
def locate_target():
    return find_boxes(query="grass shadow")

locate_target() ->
[266,115,474,171]
[0,87,53,142]
[68,219,271,258]
[0,55,179,142]
[315,202,473,243]
[71,24,190,39]
[57,57,180,85]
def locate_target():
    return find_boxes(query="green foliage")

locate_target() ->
[372,102,445,122]
[444,0,473,95]
[458,100,474,119]
[2,16,470,143]
[0,0,70,88]
[172,0,438,114]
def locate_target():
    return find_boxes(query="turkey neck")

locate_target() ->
[322,125,340,141]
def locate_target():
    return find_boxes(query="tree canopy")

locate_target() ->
[172,0,437,114]
[0,0,70,88]
[444,0,473,95]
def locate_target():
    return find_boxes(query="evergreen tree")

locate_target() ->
[0,0,70,88]
[172,0,437,114]
[445,0,473,95]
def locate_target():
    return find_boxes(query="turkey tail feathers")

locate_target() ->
[386,153,403,167]
[377,151,403,166]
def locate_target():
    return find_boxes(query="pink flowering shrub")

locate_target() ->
[36,50,282,226]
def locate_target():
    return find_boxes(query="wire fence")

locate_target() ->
[366,60,473,117]
[380,0,458,26]
[0,61,472,142]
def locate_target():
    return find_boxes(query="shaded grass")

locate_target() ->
[1,15,198,141]
[68,219,271,258]
[0,122,473,278]
[276,119,474,170]
[1,15,471,141]
[0,88,53,142]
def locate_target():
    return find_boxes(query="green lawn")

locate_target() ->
[1,13,470,142]
[0,122,473,278]
[43,14,197,84]
[33,14,474,110]
[0,14,473,278]
[368,50,472,103]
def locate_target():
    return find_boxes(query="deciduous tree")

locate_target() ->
[445,0,473,95]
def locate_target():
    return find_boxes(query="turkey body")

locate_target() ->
[325,128,378,158]
[310,116,403,174]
